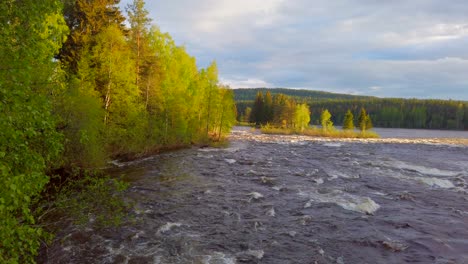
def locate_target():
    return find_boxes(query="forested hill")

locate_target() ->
[235,88,468,130]
[233,88,374,101]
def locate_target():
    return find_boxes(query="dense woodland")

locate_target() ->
[236,89,468,130]
[0,0,236,262]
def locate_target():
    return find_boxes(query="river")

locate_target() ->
[40,127,468,264]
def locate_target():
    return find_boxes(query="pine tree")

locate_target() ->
[251,92,264,125]
[358,108,368,131]
[126,0,152,97]
[358,107,374,131]
[366,113,373,130]
[343,110,355,130]
[264,91,273,123]
[59,0,127,72]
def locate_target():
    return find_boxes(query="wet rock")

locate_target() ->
[299,215,313,225]
[260,176,276,185]
[397,192,415,201]
[382,240,409,252]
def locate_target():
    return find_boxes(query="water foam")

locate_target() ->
[300,189,380,214]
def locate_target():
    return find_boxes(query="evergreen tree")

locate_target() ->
[358,108,368,131]
[251,92,264,125]
[126,0,152,96]
[357,107,374,131]
[264,91,274,123]
[59,0,126,72]
[366,113,374,130]
[343,110,355,130]
[320,109,334,131]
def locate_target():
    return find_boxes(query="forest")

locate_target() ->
[0,0,236,262]
[235,89,468,130]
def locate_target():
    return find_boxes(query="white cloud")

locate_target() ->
[120,0,468,99]
[220,77,273,88]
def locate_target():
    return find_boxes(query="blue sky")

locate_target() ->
[120,0,468,100]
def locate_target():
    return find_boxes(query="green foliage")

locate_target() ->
[1,0,237,261]
[320,109,334,131]
[343,110,355,130]
[59,0,126,72]
[293,104,311,131]
[358,108,373,131]
[260,126,379,139]
[0,0,67,262]
[56,78,106,168]
[236,89,468,131]
[54,172,131,228]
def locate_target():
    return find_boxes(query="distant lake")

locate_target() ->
[372,127,468,139]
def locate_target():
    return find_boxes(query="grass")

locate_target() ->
[260,125,380,139]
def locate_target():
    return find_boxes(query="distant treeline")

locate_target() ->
[234,88,373,101]
[236,89,468,130]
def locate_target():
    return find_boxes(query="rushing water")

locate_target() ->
[41,127,468,264]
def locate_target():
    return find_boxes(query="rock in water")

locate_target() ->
[382,240,408,252]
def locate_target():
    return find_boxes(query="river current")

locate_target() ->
[41,127,468,263]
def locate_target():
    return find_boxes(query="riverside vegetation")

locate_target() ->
[246,91,379,138]
[235,88,468,130]
[0,0,236,262]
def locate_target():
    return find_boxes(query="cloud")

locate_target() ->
[120,0,468,100]
[220,77,273,88]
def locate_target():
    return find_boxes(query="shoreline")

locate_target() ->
[229,127,468,147]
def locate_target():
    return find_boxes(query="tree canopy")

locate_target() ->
[0,0,237,261]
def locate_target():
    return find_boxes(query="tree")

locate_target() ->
[358,107,373,131]
[0,0,67,261]
[264,91,274,123]
[126,0,152,96]
[59,0,126,72]
[320,109,334,131]
[244,107,252,123]
[251,92,264,125]
[342,110,355,130]
[293,104,311,131]
[214,88,237,140]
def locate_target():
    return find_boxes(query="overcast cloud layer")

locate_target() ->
[120,0,468,100]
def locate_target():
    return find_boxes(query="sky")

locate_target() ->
[120,0,468,100]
